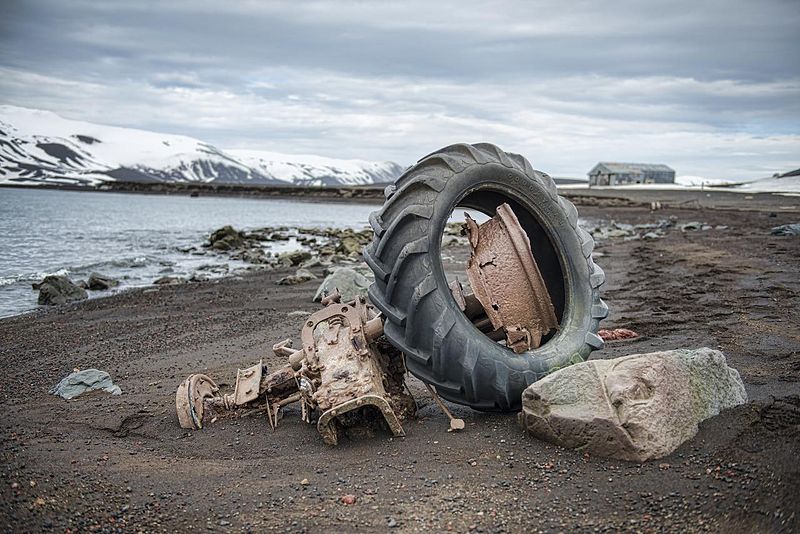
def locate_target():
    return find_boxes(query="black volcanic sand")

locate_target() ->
[1,204,798,533]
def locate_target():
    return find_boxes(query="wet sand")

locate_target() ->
[1,202,798,533]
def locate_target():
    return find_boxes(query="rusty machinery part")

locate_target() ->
[175,294,415,444]
[464,203,558,353]
[424,383,465,432]
[363,142,607,412]
[176,374,221,430]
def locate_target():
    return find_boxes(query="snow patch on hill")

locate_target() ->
[0,105,403,187]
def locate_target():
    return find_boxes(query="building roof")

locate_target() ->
[589,162,674,174]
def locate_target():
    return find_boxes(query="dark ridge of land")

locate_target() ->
[3,181,798,213]
[1,204,798,532]
[0,181,388,203]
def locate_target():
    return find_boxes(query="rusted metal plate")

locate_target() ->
[465,203,558,353]
[317,394,405,445]
[233,361,263,405]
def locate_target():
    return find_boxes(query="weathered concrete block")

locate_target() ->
[518,348,747,461]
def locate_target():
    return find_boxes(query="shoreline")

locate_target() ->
[3,180,798,212]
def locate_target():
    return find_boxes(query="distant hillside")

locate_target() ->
[0,105,404,187]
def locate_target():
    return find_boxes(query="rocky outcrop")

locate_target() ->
[33,275,88,305]
[87,272,119,290]
[518,348,747,462]
[50,369,122,400]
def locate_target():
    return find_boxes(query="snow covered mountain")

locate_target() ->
[0,106,404,187]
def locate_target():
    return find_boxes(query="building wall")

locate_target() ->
[589,169,675,185]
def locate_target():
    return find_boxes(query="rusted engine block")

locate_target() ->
[176,292,415,445]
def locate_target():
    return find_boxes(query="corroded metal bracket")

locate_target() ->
[317,394,405,445]
[176,374,219,430]
[465,203,558,353]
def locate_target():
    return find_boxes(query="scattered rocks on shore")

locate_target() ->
[587,217,728,245]
[313,267,372,302]
[202,225,374,276]
[33,275,88,305]
[87,272,119,291]
[50,369,122,400]
[588,219,673,242]
[518,347,747,462]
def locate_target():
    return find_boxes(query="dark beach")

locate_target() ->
[1,193,798,533]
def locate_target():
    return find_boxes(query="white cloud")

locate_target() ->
[2,65,796,179]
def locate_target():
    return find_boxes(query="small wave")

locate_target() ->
[68,256,152,272]
[0,268,71,287]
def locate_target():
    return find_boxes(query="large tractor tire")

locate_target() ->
[363,143,607,411]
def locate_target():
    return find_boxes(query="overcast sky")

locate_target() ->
[1,0,798,179]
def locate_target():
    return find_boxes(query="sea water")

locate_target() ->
[0,188,378,318]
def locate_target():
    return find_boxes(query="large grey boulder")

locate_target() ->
[518,348,747,462]
[313,267,372,302]
[50,369,122,400]
[34,275,88,305]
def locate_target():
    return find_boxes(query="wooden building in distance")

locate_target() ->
[588,162,675,186]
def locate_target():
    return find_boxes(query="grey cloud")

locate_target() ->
[0,0,798,178]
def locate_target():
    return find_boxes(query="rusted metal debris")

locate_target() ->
[176,201,561,443]
[464,203,558,353]
[424,383,465,432]
[598,328,639,341]
[176,292,415,445]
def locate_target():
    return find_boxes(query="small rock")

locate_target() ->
[300,256,325,269]
[281,250,313,266]
[770,223,800,236]
[680,221,703,232]
[277,268,317,285]
[388,517,398,528]
[208,225,245,250]
[87,272,119,291]
[34,275,88,306]
[153,276,185,285]
[300,478,309,486]
[340,494,357,505]
[288,310,311,318]
[50,369,122,400]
